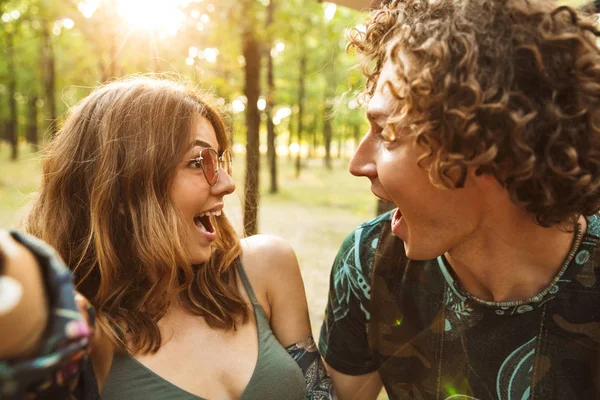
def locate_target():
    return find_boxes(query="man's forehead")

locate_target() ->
[377,49,412,88]
[368,56,407,120]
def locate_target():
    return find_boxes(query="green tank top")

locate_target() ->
[101,260,307,400]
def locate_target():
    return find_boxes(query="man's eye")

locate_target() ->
[382,125,397,143]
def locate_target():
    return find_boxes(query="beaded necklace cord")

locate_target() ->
[460,223,584,308]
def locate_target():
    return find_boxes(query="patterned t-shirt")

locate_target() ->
[320,212,600,399]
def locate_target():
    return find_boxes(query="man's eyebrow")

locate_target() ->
[367,110,389,124]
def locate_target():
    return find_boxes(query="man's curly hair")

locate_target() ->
[351,0,600,227]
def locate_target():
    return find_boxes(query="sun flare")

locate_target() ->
[116,0,186,33]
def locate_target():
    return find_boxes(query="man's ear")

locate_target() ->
[471,165,504,189]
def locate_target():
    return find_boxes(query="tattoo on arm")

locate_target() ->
[286,335,337,400]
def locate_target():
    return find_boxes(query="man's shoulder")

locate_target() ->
[358,209,394,230]
[327,212,395,324]
[339,210,394,253]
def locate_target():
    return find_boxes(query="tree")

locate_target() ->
[5,18,18,160]
[265,0,278,194]
[40,16,56,136]
[295,52,306,178]
[25,95,38,148]
[242,0,262,237]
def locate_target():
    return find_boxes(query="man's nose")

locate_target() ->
[349,133,377,178]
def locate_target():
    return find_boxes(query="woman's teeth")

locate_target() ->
[196,210,222,218]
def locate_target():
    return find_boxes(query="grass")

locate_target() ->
[0,144,43,229]
[0,143,388,399]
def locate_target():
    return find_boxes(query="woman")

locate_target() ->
[16,77,332,399]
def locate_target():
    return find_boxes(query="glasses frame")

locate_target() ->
[188,148,232,187]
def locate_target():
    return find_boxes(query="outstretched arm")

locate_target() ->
[0,230,49,358]
[0,231,98,399]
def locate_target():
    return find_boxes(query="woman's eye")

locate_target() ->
[188,159,202,168]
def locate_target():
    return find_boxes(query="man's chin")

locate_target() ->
[371,191,394,204]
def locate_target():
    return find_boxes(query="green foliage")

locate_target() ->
[0,0,369,151]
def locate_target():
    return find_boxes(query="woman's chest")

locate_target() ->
[134,318,260,399]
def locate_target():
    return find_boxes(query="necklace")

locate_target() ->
[462,223,584,308]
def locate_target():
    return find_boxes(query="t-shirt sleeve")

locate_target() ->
[319,224,379,375]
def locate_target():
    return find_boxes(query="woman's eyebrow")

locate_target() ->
[188,140,223,156]
[192,139,214,149]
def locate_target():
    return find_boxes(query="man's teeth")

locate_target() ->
[196,210,222,217]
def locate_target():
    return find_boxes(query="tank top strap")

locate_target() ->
[236,258,260,305]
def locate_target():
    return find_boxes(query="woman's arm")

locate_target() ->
[0,231,99,399]
[241,235,335,398]
[241,235,311,344]
[0,230,49,358]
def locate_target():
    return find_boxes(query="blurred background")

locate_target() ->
[0,2,595,397]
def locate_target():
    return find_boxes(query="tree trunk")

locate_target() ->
[108,30,118,80]
[26,95,39,149]
[265,0,278,194]
[242,17,262,237]
[222,70,235,147]
[98,24,118,82]
[295,54,307,178]
[353,123,361,151]
[41,20,57,137]
[310,119,317,159]
[7,30,18,161]
[337,125,344,160]
[287,114,294,160]
[324,100,333,169]
[324,49,337,169]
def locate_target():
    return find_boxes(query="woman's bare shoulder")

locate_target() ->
[240,235,304,319]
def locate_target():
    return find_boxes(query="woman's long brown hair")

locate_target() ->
[27,77,247,354]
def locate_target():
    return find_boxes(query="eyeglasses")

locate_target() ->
[188,148,232,187]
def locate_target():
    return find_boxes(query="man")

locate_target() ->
[319,0,600,398]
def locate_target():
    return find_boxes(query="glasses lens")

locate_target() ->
[201,148,219,185]
[221,150,232,176]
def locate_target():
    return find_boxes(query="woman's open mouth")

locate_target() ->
[193,210,220,241]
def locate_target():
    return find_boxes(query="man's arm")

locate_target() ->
[326,362,383,400]
[319,217,391,400]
